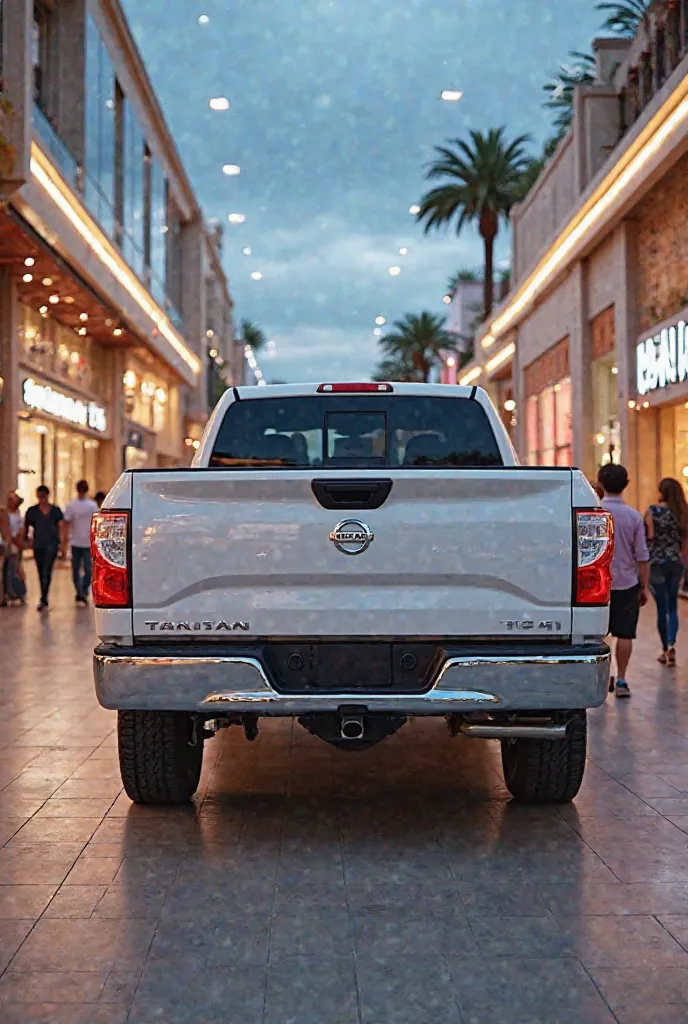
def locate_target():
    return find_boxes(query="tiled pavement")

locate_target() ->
[3,571,688,1021]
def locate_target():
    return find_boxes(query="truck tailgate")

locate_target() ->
[130,468,574,638]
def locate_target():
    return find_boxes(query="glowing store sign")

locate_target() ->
[637,321,688,396]
[22,378,107,433]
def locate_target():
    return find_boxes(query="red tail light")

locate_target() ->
[91,511,130,608]
[575,510,614,606]
[317,382,394,393]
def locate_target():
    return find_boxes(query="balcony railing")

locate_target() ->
[32,104,185,336]
[32,102,80,191]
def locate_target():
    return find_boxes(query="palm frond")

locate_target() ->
[595,0,651,37]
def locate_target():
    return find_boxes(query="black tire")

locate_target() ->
[118,710,203,805]
[500,712,587,804]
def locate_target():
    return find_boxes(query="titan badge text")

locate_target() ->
[143,620,250,632]
[501,620,563,632]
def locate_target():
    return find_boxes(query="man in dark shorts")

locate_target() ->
[598,464,650,698]
[24,485,65,612]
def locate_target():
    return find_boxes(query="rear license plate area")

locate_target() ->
[264,643,437,694]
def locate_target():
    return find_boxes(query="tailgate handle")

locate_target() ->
[311,479,393,510]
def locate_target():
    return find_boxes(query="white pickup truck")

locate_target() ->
[91,382,613,806]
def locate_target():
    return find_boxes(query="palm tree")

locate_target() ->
[543,51,596,137]
[374,312,454,382]
[241,318,267,352]
[517,155,547,200]
[417,128,531,318]
[596,0,651,37]
[446,268,479,295]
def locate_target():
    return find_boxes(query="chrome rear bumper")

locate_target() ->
[93,643,610,714]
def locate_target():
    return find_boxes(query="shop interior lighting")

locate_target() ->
[206,329,214,338]
[446,356,456,367]
[628,400,636,409]
[30,145,201,378]
[209,347,218,358]
[78,327,87,336]
[123,370,137,389]
[64,296,74,303]
[504,399,516,411]
[113,327,123,337]
[79,312,88,321]
[22,273,33,282]
[459,365,482,386]
[683,466,688,478]
[48,294,59,304]
[184,437,194,447]
[485,342,516,374]
[481,88,688,351]
[24,257,35,267]
[39,305,48,314]
[611,366,618,374]
[595,433,606,445]
[155,387,167,404]
[42,277,52,286]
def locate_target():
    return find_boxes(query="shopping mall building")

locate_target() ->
[0,0,245,505]
[454,0,688,511]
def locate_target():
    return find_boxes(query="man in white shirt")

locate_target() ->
[64,480,98,605]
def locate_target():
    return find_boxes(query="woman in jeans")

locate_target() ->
[645,478,688,665]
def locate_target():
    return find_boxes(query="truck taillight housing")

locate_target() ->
[91,512,130,608]
[575,510,614,606]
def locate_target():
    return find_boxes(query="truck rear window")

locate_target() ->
[209,395,503,469]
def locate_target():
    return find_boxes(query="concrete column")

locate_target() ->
[97,347,124,489]
[614,219,642,508]
[53,0,87,164]
[0,271,20,498]
[1,0,33,196]
[569,261,594,477]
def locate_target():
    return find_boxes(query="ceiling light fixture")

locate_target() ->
[441,89,464,102]
[113,327,123,336]
[48,294,59,304]
[197,14,210,24]
[22,273,33,282]
[388,266,401,276]
[250,271,263,281]
[79,312,88,322]
[42,277,52,286]
[24,257,35,267]
[375,316,386,325]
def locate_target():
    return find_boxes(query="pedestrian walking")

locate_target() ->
[24,485,65,612]
[644,478,688,666]
[0,492,26,606]
[94,491,106,509]
[64,480,98,605]
[598,464,650,698]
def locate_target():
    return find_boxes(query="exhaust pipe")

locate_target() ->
[459,723,568,740]
[340,715,365,740]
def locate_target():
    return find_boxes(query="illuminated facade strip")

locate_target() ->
[459,365,482,386]
[482,87,688,350]
[30,144,201,377]
[485,342,516,374]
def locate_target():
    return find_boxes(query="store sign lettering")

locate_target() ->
[637,321,688,396]
[22,378,107,433]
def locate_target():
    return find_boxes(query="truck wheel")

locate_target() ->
[500,712,587,804]
[118,711,203,805]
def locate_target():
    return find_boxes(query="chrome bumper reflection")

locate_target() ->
[93,647,610,714]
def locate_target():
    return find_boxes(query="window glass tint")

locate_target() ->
[209,395,502,469]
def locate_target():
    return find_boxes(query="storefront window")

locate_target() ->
[20,306,54,373]
[123,366,169,432]
[592,356,620,467]
[525,377,572,466]
[150,160,168,306]
[54,322,93,391]
[17,419,99,506]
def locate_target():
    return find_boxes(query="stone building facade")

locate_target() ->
[458,0,688,511]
